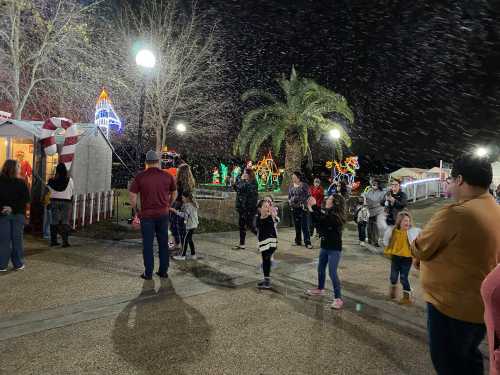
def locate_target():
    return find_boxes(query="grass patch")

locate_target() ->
[73,216,238,241]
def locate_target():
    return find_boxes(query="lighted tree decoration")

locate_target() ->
[95,89,122,138]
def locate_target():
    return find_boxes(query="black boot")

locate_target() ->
[50,225,60,246]
[61,225,70,248]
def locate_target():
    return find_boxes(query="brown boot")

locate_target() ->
[389,285,397,299]
[398,291,412,305]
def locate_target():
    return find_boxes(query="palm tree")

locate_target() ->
[234,67,354,185]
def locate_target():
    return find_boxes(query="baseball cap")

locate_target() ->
[145,150,159,162]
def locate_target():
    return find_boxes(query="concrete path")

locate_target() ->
[0,198,484,374]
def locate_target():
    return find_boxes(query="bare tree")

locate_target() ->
[104,0,230,151]
[0,0,104,119]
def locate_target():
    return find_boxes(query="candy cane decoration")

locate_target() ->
[41,117,79,170]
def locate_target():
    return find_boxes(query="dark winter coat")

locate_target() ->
[234,180,258,213]
[382,190,408,225]
[310,205,344,250]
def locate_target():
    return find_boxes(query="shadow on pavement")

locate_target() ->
[271,280,426,374]
[112,279,212,374]
[174,261,237,289]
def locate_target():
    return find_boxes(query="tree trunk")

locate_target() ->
[283,132,303,190]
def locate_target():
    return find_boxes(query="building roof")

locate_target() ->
[0,119,101,143]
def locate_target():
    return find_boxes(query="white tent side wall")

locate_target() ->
[72,130,112,195]
[492,161,500,188]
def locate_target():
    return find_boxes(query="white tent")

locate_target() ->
[492,161,500,188]
[390,167,428,180]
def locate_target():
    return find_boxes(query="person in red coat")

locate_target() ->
[309,178,324,236]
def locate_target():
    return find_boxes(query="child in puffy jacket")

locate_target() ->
[170,192,199,261]
[354,200,370,246]
[383,211,420,305]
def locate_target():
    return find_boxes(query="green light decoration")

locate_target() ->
[254,151,283,192]
[220,163,228,185]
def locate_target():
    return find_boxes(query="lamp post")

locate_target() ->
[175,121,187,134]
[475,147,488,158]
[135,49,156,171]
[328,128,341,160]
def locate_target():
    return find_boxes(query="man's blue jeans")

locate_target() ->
[140,214,169,277]
[0,214,25,269]
[317,248,342,298]
[427,303,486,375]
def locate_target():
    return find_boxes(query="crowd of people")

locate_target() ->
[1,150,500,375]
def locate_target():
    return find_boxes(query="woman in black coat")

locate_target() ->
[0,159,30,271]
[232,168,258,249]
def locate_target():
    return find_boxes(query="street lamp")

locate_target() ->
[135,49,156,69]
[475,147,488,158]
[328,128,341,140]
[135,48,156,171]
[328,128,341,160]
[175,122,187,133]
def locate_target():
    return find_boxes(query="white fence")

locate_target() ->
[72,190,115,229]
[401,178,445,203]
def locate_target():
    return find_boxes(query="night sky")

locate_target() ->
[196,0,500,173]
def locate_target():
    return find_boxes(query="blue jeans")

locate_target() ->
[292,208,311,246]
[427,303,485,375]
[317,248,342,298]
[140,215,169,277]
[390,255,412,292]
[0,214,25,269]
[43,207,52,239]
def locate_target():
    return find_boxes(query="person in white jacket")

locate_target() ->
[363,179,387,247]
[170,191,199,261]
[383,211,420,305]
[47,163,74,247]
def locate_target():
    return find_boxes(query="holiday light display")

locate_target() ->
[254,151,283,192]
[326,156,359,185]
[95,89,122,137]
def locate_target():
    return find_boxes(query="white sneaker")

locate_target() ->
[359,241,365,246]
[173,255,186,261]
[189,255,198,260]
[14,265,25,270]
[0,268,7,272]
[331,298,344,309]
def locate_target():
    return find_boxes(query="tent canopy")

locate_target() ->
[390,167,428,179]
[0,119,98,142]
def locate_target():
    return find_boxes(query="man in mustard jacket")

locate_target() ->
[412,155,500,375]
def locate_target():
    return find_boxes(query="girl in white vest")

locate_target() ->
[383,211,420,305]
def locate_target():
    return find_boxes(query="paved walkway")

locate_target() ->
[0,198,485,374]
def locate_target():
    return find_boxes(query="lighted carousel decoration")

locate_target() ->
[254,151,283,192]
[326,156,359,186]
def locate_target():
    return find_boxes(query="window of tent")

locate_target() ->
[10,138,34,187]
[45,154,58,182]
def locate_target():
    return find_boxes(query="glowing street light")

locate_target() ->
[134,48,156,171]
[176,122,187,133]
[328,128,341,140]
[475,147,489,158]
[135,49,156,69]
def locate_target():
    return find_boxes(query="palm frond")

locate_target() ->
[248,122,282,160]
[241,89,278,103]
